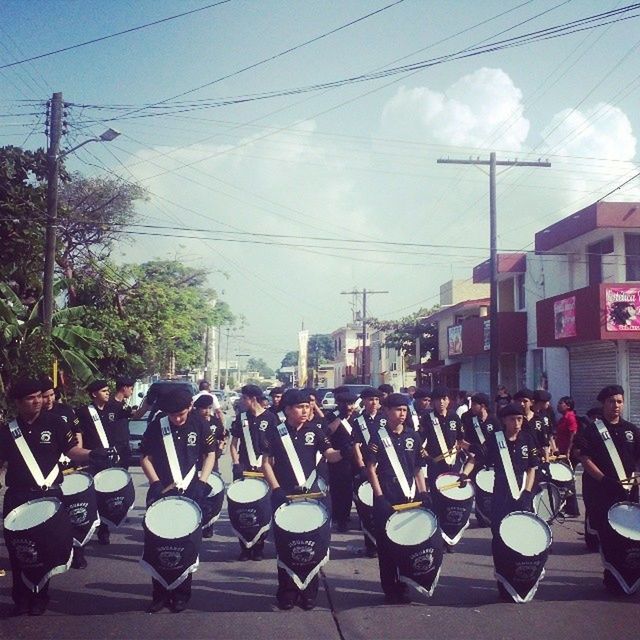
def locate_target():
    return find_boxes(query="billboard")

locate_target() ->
[553,296,576,339]
[606,286,640,332]
[298,330,309,386]
[447,324,463,356]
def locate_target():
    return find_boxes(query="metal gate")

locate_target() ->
[569,342,618,416]
[627,341,640,425]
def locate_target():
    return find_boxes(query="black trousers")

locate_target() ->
[239,534,266,553]
[276,568,319,602]
[372,502,404,596]
[152,574,192,601]
[328,459,353,524]
[3,486,62,606]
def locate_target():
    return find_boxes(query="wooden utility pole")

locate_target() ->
[43,92,63,333]
[437,153,550,401]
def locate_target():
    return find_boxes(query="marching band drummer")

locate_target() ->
[229,384,278,560]
[365,393,428,604]
[0,377,117,616]
[140,387,217,613]
[260,389,346,611]
[459,393,497,462]
[574,385,640,594]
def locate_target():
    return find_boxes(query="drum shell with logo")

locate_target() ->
[141,496,202,590]
[273,499,330,590]
[474,468,494,524]
[600,502,640,594]
[433,472,474,545]
[355,481,376,543]
[493,511,552,603]
[94,467,135,528]
[385,507,443,597]
[4,497,73,593]
[227,477,272,548]
[202,472,225,527]
[61,471,100,546]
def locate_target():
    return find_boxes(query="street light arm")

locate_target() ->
[58,137,101,159]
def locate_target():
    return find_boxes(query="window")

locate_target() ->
[587,237,614,285]
[516,273,526,310]
[625,234,640,281]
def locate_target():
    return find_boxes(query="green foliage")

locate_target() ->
[308,334,335,364]
[246,357,274,379]
[280,350,298,368]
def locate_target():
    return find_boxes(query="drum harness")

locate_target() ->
[472,417,486,445]
[9,420,59,490]
[594,419,630,494]
[87,405,110,449]
[160,416,196,492]
[495,431,523,501]
[379,427,416,501]
[240,412,262,469]
[430,413,457,467]
[276,423,317,492]
[408,405,420,430]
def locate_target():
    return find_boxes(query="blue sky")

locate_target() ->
[2,1,640,368]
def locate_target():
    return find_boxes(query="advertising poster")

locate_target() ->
[606,286,640,332]
[554,296,576,339]
[447,324,463,356]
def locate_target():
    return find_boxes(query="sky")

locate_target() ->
[2,0,640,369]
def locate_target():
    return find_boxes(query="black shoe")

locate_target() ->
[299,597,316,610]
[28,598,48,616]
[171,597,188,613]
[202,525,214,539]
[97,527,110,546]
[383,593,398,605]
[277,594,297,610]
[238,549,251,561]
[365,548,378,558]
[12,600,29,617]
[251,549,264,561]
[146,598,167,613]
[71,547,88,569]
[396,591,411,604]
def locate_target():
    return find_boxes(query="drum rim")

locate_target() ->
[385,507,438,544]
[357,480,374,504]
[499,510,552,555]
[227,477,270,502]
[435,472,475,499]
[93,467,132,492]
[145,496,202,538]
[61,470,94,494]
[274,499,328,533]
[548,461,574,481]
[4,496,62,531]
[608,501,640,541]
[206,472,225,492]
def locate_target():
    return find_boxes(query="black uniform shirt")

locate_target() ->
[487,429,538,495]
[140,413,215,487]
[49,402,81,433]
[105,397,132,421]
[260,421,331,491]
[230,410,278,466]
[76,403,130,453]
[524,412,553,452]
[419,411,464,457]
[461,410,498,457]
[352,412,387,446]
[575,417,640,479]
[0,411,77,489]
[324,411,357,450]
[366,425,423,504]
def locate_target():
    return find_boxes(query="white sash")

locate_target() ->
[277,411,286,423]
[87,405,110,448]
[379,427,415,500]
[431,412,456,465]
[594,419,627,482]
[472,416,486,445]
[160,417,196,491]
[357,415,371,445]
[409,405,420,430]
[9,420,59,488]
[240,412,261,468]
[276,422,307,488]
[340,418,353,436]
[495,430,522,500]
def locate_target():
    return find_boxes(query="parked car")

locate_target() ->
[128,415,149,465]
[321,391,336,412]
[146,379,198,406]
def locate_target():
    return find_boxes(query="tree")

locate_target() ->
[280,350,298,368]
[308,334,335,364]
[246,357,274,379]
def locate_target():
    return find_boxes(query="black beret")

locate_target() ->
[269,387,284,397]
[157,388,193,413]
[115,376,134,388]
[193,394,214,409]
[499,402,525,418]
[241,384,264,399]
[470,392,490,407]
[378,384,394,394]
[533,389,551,402]
[597,385,624,403]
[413,387,432,400]
[281,389,311,408]
[39,376,55,393]
[360,387,381,399]
[513,388,534,401]
[385,393,409,408]
[431,386,450,400]
[335,389,359,404]
[9,378,43,400]
[87,379,109,394]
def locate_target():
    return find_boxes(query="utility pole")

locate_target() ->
[341,288,388,384]
[223,326,230,390]
[437,153,550,401]
[216,325,222,388]
[43,92,63,333]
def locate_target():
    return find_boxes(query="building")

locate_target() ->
[331,323,368,385]
[369,328,415,390]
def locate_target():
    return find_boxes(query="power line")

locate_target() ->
[0,1,233,70]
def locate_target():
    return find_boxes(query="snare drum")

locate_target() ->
[202,472,225,528]
[547,461,574,491]
[534,482,564,523]
[94,467,135,528]
[600,502,640,594]
[61,471,100,547]
[493,511,552,603]
[226,477,272,548]
[4,497,73,592]
[355,481,376,544]
[474,468,494,526]
[140,496,202,590]
[385,507,443,597]
[273,499,330,590]
[434,472,474,545]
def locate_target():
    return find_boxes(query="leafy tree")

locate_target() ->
[308,334,335,364]
[246,357,274,379]
[280,350,298,368]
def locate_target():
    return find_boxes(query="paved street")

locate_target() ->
[1,456,638,639]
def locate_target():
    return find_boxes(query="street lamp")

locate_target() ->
[43,92,121,332]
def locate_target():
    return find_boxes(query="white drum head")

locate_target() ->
[274,501,328,533]
[227,477,269,503]
[608,503,640,541]
[386,509,437,546]
[5,497,60,532]
[500,512,551,556]
[549,462,573,483]
[206,472,225,497]
[357,481,374,507]
[61,472,92,495]
[146,497,201,538]
[94,468,130,493]
[436,472,474,500]
[475,468,495,493]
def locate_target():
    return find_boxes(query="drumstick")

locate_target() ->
[438,480,466,492]
[547,454,568,461]
[243,470,265,478]
[392,501,423,512]
[286,491,324,500]
[432,447,458,463]
[62,465,88,475]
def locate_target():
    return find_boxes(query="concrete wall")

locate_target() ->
[440,279,490,306]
